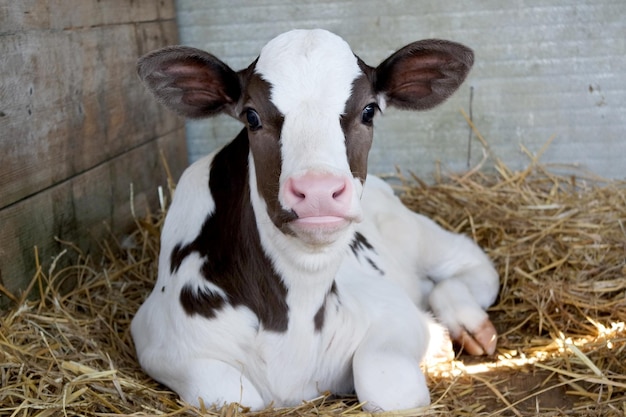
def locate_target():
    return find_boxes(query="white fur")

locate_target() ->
[256,30,364,226]
[131,29,499,412]
[132,160,498,410]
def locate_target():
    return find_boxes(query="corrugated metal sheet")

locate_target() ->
[175,0,625,179]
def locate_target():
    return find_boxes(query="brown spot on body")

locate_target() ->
[314,281,339,331]
[174,130,289,332]
[350,232,384,275]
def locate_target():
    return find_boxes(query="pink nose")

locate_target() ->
[283,173,353,219]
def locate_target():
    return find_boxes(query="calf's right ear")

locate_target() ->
[137,46,241,119]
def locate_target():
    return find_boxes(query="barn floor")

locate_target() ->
[1,155,625,417]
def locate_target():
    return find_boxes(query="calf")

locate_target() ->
[131,29,499,412]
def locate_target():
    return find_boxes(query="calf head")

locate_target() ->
[138,29,472,261]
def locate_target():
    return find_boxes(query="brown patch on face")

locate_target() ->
[240,72,295,230]
[341,61,377,183]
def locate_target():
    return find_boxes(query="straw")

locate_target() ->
[1,139,625,416]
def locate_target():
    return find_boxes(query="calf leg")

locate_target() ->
[165,359,265,410]
[353,347,429,412]
[360,176,499,355]
[429,277,497,355]
[423,236,499,355]
[352,303,431,411]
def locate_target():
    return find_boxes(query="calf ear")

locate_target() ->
[375,40,473,110]
[137,46,241,119]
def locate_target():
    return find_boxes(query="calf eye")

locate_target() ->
[361,103,378,125]
[246,109,262,131]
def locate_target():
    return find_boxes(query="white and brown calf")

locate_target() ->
[131,29,499,412]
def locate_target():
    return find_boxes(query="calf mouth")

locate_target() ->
[287,214,360,247]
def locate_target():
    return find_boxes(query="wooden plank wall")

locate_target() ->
[0,0,187,305]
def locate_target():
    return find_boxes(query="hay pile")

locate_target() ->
[1,152,625,416]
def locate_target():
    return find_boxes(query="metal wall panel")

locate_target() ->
[175,0,625,179]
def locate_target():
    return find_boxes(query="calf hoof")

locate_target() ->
[455,318,497,355]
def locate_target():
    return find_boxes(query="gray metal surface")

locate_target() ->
[176,0,625,180]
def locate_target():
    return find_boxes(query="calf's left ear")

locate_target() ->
[375,40,474,111]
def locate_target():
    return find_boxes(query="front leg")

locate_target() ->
[419,223,499,355]
[150,358,265,410]
[359,176,500,355]
[429,274,498,355]
[353,344,429,412]
[351,301,432,411]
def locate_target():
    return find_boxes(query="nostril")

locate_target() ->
[332,183,346,199]
[288,181,306,201]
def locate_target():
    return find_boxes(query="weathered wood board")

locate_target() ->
[0,1,187,304]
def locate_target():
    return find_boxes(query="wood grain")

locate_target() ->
[0,128,187,303]
[0,1,187,302]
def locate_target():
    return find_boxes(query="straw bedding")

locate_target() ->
[1,149,625,416]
